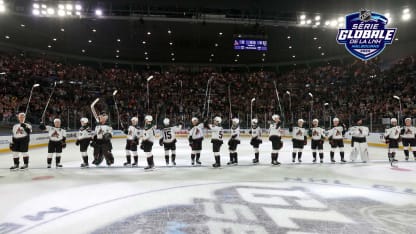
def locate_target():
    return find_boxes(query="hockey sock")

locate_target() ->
[319,153,324,159]
[234,153,238,163]
[165,155,169,164]
[298,152,302,160]
[275,153,279,161]
[404,150,409,157]
[172,154,176,162]
[126,155,131,164]
[292,152,296,160]
[340,152,345,160]
[47,158,52,165]
[13,157,19,166]
[151,156,155,166]
[191,154,195,161]
[196,153,201,161]
[56,156,61,165]
[133,156,138,164]
[82,156,88,164]
[23,156,29,165]
[229,153,233,162]
[255,152,259,160]
[215,156,220,164]
[413,151,416,158]
[312,152,317,159]
[330,151,335,160]
[146,157,151,166]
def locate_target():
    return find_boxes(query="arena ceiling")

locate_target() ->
[0,0,414,65]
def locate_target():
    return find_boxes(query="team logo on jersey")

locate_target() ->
[336,10,397,61]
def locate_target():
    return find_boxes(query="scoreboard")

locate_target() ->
[234,39,268,51]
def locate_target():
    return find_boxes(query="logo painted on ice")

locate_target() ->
[336,9,397,61]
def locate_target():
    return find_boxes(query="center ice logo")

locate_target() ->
[336,9,397,61]
[93,185,416,233]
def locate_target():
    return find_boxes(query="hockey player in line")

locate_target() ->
[141,115,156,170]
[91,112,114,166]
[9,113,32,170]
[123,117,140,167]
[159,118,182,166]
[189,117,204,166]
[40,118,67,168]
[309,119,325,163]
[205,116,224,168]
[384,118,401,164]
[76,118,92,168]
[401,118,416,161]
[291,119,307,163]
[269,114,283,165]
[250,118,262,164]
[227,118,240,165]
[349,117,370,163]
[328,118,347,163]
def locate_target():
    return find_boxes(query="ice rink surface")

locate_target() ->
[1,138,416,234]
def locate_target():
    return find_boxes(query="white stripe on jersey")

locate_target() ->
[77,126,92,140]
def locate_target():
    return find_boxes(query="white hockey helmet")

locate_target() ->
[163,118,170,126]
[232,118,239,125]
[251,118,258,125]
[80,117,88,124]
[214,116,222,123]
[131,117,138,123]
[145,115,153,122]
[312,119,319,123]
[191,117,198,123]
[272,114,280,121]
[298,119,304,123]
[333,117,339,122]
[391,118,397,123]
[54,118,61,123]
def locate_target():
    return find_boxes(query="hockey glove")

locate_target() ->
[9,142,14,150]
[159,138,163,146]
[62,142,67,148]
[75,140,80,146]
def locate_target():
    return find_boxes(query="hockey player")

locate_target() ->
[159,118,182,166]
[40,118,67,168]
[227,118,240,165]
[250,118,262,164]
[291,119,307,163]
[308,119,325,163]
[349,117,370,163]
[91,112,114,166]
[384,118,401,164]
[207,116,224,168]
[76,118,92,168]
[328,118,346,163]
[269,114,283,165]
[400,118,416,161]
[123,117,140,167]
[9,113,32,170]
[189,117,204,166]
[141,115,156,170]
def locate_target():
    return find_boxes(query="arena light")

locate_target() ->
[300,15,306,20]
[315,15,321,21]
[168,30,172,34]
[324,20,330,26]
[288,45,292,49]
[300,20,306,25]
[75,4,82,11]
[315,21,321,26]
[47,8,55,15]
[0,4,5,13]
[33,3,40,9]
[403,8,410,14]
[337,16,344,22]
[402,13,411,21]
[33,9,40,15]
[58,10,65,16]
[66,4,73,10]
[58,4,64,10]
[306,19,312,24]
[330,20,338,27]
[385,13,392,24]
[95,9,102,16]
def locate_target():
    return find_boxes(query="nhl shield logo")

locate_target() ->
[336,10,397,61]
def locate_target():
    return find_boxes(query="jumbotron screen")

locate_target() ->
[233,39,268,51]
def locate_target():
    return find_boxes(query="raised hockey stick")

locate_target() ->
[24,83,40,116]
[112,90,123,129]
[202,77,213,118]
[41,82,57,123]
[273,81,283,116]
[91,98,100,123]
[228,83,232,128]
